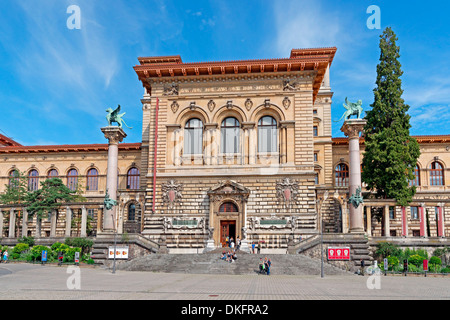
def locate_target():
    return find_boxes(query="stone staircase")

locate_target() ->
[115,249,353,276]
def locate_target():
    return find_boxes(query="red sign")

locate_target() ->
[423,259,428,271]
[328,247,350,260]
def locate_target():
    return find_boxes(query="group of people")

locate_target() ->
[224,236,241,250]
[251,242,262,254]
[220,250,237,263]
[258,257,272,275]
[0,249,8,263]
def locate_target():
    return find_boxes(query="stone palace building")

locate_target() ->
[0,48,448,260]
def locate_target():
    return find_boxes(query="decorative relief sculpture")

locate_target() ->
[282,97,291,110]
[207,100,216,112]
[245,98,253,111]
[103,189,117,210]
[162,180,183,208]
[276,177,299,208]
[282,78,298,91]
[348,186,364,209]
[170,101,179,113]
[163,217,205,231]
[163,82,179,96]
[247,216,293,230]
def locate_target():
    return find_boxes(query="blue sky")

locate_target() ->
[0,1,449,146]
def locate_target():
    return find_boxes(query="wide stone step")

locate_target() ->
[116,253,354,276]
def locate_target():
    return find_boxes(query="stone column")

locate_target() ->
[22,209,28,237]
[248,127,256,165]
[437,203,445,237]
[365,205,371,236]
[419,203,427,238]
[66,207,72,237]
[35,216,41,238]
[9,208,16,238]
[401,206,408,237]
[341,119,366,233]
[101,126,127,231]
[50,209,57,237]
[0,210,4,238]
[80,206,87,237]
[384,205,391,237]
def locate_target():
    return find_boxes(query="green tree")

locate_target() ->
[0,169,30,237]
[362,27,420,207]
[24,178,81,235]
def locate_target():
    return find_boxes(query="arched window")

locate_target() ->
[67,168,78,191]
[48,169,59,178]
[409,165,420,186]
[335,163,349,187]
[221,117,240,154]
[184,118,203,155]
[219,202,239,213]
[127,167,140,190]
[128,203,136,221]
[430,161,444,186]
[258,116,277,153]
[28,169,39,191]
[86,168,98,191]
[8,169,19,188]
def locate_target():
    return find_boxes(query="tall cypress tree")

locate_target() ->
[362,27,420,207]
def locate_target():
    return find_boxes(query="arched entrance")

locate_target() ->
[219,202,238,247]
[207,180,250,247]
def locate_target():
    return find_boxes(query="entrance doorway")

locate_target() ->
[220,220,236,247]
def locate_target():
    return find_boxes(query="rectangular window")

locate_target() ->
[410,206,419,220]
[389,206,395,219]
[313,126,318,137]
[221,127,240,153]
[314,153,318,162]
[258,126,277,153]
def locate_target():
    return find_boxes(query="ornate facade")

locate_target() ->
[0,48,448,255]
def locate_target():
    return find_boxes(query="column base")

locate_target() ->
[349,227,365,234]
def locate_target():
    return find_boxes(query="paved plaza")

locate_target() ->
[0,263,448,301]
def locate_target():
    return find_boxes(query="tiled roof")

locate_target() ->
[0,142,141,154]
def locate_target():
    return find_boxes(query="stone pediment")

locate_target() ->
[207,180,250,198]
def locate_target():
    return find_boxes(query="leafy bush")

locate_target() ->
[63,247,82,263]
[18,236,35,247]
[408,254,425,267]
[440,267,450,274]
[429,256,441,267]
[376,242,402,258]
[13,243,29,255]
[65,238,93,254]
[30,245,51,261]
[407,264,421,272]
[387,255,399,270]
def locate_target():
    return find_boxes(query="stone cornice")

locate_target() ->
[134,48,337,104]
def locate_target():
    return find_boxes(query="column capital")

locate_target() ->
[101,126,127,144]
[340,119,367,139]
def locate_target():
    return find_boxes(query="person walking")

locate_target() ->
[252,242,255,254]
[257,242,261,254]
[3,250,8,263]
[267,258,272,275]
